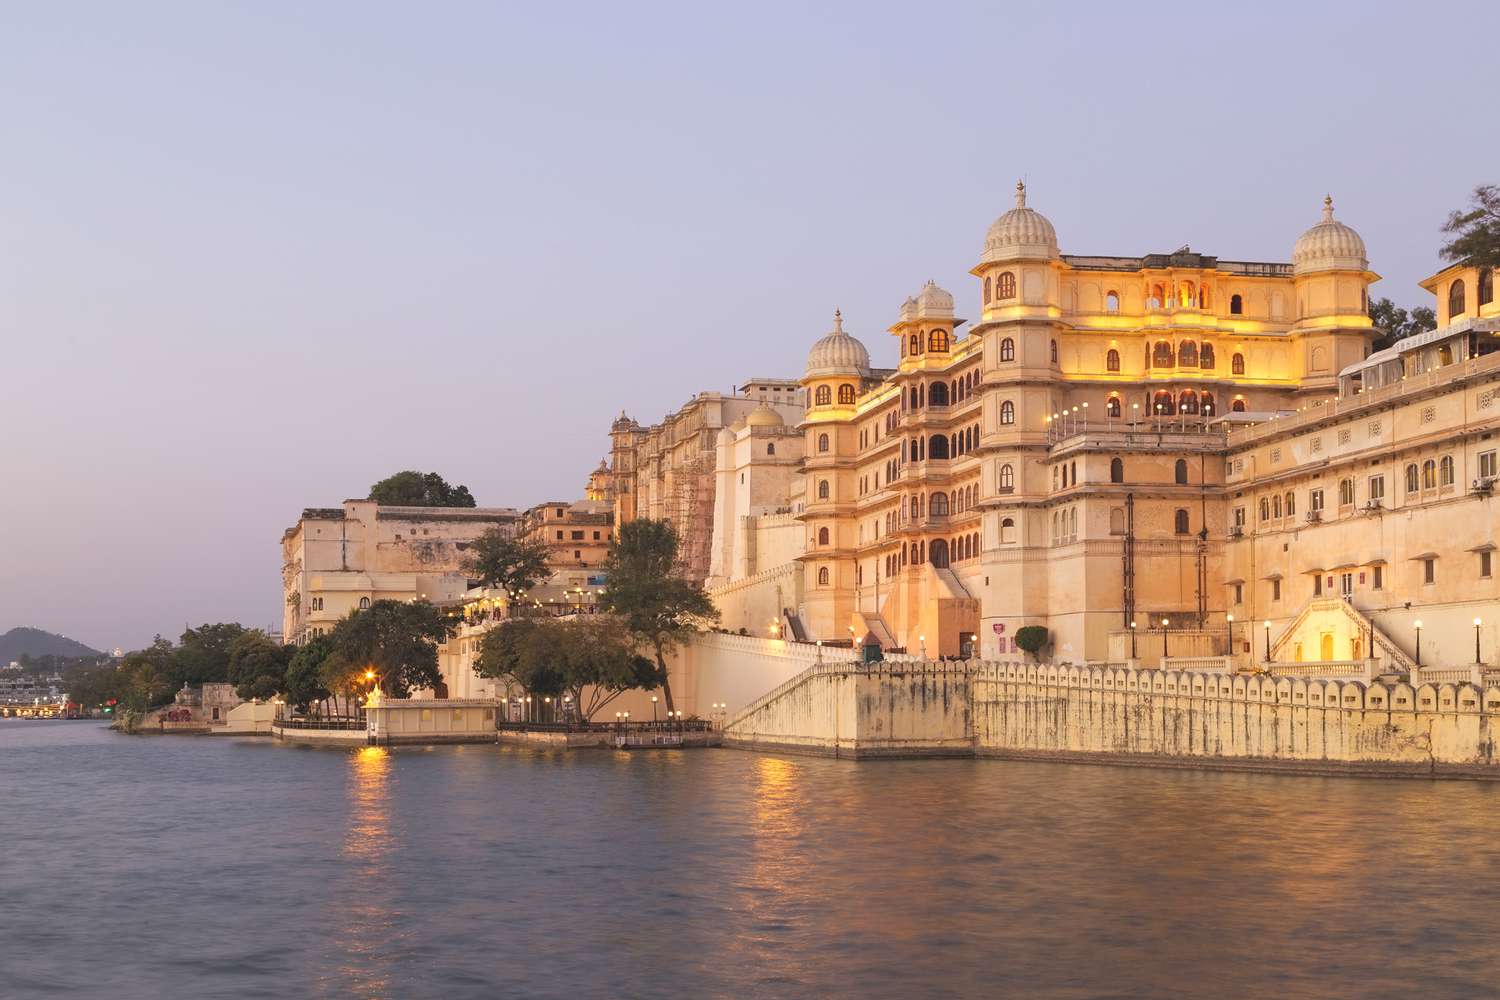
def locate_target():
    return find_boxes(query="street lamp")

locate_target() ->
[1475,618,1484,665]
[919,634,927,658]
[651,695,659,722]
[1263,620,1272,663]
[816,639,824,663]
[1414,620,1423,668]
[1226,613,1234,655]
[1128,621,1137,659]
[1161,618,1169,659]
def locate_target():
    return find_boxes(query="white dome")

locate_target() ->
[745,402,784,427]
[1293,196,1367,275]
[805,310,871,378]
[981,181,1058,263]
[912,280,954,319]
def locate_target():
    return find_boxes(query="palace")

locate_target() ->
[641,186,1500,673]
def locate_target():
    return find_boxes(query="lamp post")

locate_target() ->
[524,695,532,723]
[1475,618,1484,665]
[1161,618,1169,659]
[919,634,927,658]
[1225,613,1234,656]
[651,695,659,723]
[1129,621,1137,659]
[1414,620,1423,668]
[1263,620,1272,663]
[816,639,823,663]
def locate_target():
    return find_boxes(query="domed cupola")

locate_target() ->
[805,309,871,378]
[912,279,955,320]
[981,180,1058,263]
[1292,195,1367,275]
[745,401,784,428]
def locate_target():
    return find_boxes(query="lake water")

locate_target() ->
[4,720,1499,999]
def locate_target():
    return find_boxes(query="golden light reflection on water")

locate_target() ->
[747,756,806,894]
[332,746,394,998]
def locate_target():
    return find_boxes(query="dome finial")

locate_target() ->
[1322,194,1334,222]
[833,308,843,334]
[1015,179,1026,208]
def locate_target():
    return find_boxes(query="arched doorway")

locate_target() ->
[929,538,950,568]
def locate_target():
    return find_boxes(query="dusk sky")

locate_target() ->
[3,2,1497,652]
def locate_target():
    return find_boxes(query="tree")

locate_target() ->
[1441,184,1500,270]
[167,623,246,689]
[1014,626,1049,663]
[323,599,453,698]
[600,519,719,714]
[283,636,334,715]
[226,630,292,701]
[464,528,553,602]
[473,618,543,698]
[553,617,665,723]
[368,470,476,507]
[1368,297,1436,352]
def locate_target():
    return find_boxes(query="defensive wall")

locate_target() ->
[724,658,1500,777]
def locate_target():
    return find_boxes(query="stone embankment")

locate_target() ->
[723,659,1500,778]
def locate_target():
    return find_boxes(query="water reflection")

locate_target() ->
[332,746,394,999]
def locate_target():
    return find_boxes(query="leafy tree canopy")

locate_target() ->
[1441,184,1500,270]
[283,635,334,713]
[464,528,552,596]
[600,519,718,713]
[226,630,292,701]
[167,623,247,689]
[368,470,476,507]
[1014,626,1049,661]
[1368,297,1436,352]
[323,599,453,698]
[473,616,662,722]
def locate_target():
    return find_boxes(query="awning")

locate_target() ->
[1470,542,1497,553]
[1261,571,1283,581]
[1409,551,1439,560]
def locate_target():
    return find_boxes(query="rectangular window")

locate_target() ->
[1234,583,1243,604]
[1482,451,1498,479]
[1233,507,1246,527]
[1340,573,1353,596]
[555,531,563,540]
[571,530,584,540]
[1424,558,1436,585]
[1272,579,1281,601]
[1368,475,1385,502]
[1482,551,1493,579]
[1314,574,1323,596]
[1373,565,1383,590]
[1310,489,1325,512]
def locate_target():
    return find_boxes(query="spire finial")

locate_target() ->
[833,308,843,334]
[1015,179,1026,208]
[1322,194,1334,222]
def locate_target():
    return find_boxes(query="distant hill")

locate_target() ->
[0,627,102,662]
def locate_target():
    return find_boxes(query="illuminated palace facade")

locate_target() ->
[703,185,1500,670]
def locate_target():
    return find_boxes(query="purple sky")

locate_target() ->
[3,2,1496,652]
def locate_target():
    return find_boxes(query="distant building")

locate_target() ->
[281,499,520,645]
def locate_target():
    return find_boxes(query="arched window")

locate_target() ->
[1232,398,1246,413]
[1001,517,1016,543]
[1230,294,1243,315]
[1050,339,1058,363]
[818,480,830,499]
[838,384,855,405]
[1179,390,1198,415]
[1259,498,1270,521]
[1440,455,1455,486]
[1273,495,1282,519]
[1106,396,1121,418]
[999,400,1015,425]
[910,496,919,519]
[1175,459,1188,484]
[1199,287,1210,310]
[1200,392,1215,417]
[818,527,830,545]
[1450,279,1467,318]
[929,435,950,460]
[817,566,830,586]
[1153,341,1175,367]
[1000,337,1015,361]
[1149,284,1164,309]
[1105,291,1120,312]
[358,597,370,610]
[1285,491,1295,517]
[1481,269,1494,307]
[908,543,916,564]
[1200,343,1216,369]
[1106,348,1120,372]
[1152,390,1174,416]
[929,329,950,352]
[1179,282,1194,308]
[910,333,920,355]
[999,464,1014,491]
[1339,478,1355,506]
[767,443,776,455]
[1174,509,1190,535]
[984,276,992,303]
[1405,463,1419,494]
[930,538,949,568]
[1110,457,1124,483]
[928,382,949,406]
[817,433,829,453]
[1178,340,1198,367]
[1231,353,1245,375]
[815,385,831,406]
[930,492,949,516]
[1422,459,1437,490]
[997,272,1016,299]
